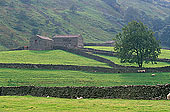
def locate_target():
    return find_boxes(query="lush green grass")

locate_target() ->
[85,46,170,59]
[1,96,170,112]
[1,68,170,87]
[85,46,170,67]
[95,54,170,68]
[85,46,115,51]
[159,49,170,59]
[0,50,110,67]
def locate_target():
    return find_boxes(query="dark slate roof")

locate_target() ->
[37,35,53,40]
[53,35,81,38]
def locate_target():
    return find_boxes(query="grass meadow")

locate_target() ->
[95,54,170,68]
[0,68,170,87]
[0,50,110,68]
[0,48,170,112]
[85,46,170,59]
[85,46,115,51]
[0,96,170,112]
[85,46,170,67]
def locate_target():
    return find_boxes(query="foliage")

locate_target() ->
[69,5,78,14]
[1,96,170,112]
[114,21,161,68]
[160,25,170,47]
[0,0,170,49]
[1,68,170,87]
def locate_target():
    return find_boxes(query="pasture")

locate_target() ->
[0,68,170,87]
[0,96,170,112]
[95,54,170,67]
[85,46,115,51]
[85,46,170,59]
[85,46,170,67]
[0,50,109,68]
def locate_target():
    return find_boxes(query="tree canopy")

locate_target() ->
[114,21,161,68]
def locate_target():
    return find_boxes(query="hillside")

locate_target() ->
[0,0,170,50]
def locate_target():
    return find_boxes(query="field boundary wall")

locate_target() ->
[0,85,170,100]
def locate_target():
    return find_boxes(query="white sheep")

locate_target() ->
[77,97,83,99]
[137,70,146,73]
[152,74,155,77]
[167,93,170,100]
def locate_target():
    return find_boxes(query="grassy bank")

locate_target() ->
[0,96,170,112]
[0,50,110,68]
[0,68,170,87]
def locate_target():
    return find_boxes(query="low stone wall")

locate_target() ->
[84,43,114,46]
[0,63,138,73]
[83,48,170,63]
[53,46,124,68]
[157,58,170,62]
[0,84,170,100]
[5,46,170,73]
[82,48,117,56]
[1,62,170,73]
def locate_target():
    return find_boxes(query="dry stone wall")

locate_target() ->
[0,85,170,100]
[0,63,138,73]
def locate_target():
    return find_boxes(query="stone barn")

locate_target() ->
[29,34,83,50]
[52,35,84,48]
[29,35,53,50]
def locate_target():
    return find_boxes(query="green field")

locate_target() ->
[1,96,170,112]
[85,46,115,51]
[0,50,110,68]
[85,46,170,59]
[1,68,170,87]
[0,48,169,68]
[85,46,170,67]
[159,49,170,59]
[95,54,170,68]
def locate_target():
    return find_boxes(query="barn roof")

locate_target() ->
[37,35,53,40]
[53,35,81,38]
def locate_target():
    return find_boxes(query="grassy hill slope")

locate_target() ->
[0,0,170,50]
[0,50,110,67]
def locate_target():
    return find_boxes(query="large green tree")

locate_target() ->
[114,21,161,68]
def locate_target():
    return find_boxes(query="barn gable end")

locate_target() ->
[29,35,53,50]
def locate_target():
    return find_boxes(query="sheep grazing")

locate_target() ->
[47,96,50,98]
[152,74,155,77]
[167,93,170,100]
[77,97,83,99]
[137,70,146,73]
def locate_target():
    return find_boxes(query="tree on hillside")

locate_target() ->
[114,21,161,68]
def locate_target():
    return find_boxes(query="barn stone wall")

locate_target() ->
[29,36,53,50]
